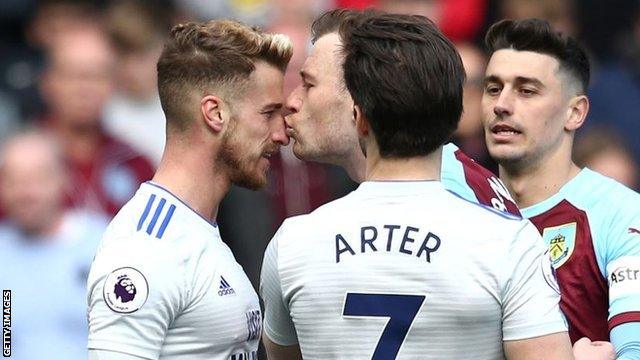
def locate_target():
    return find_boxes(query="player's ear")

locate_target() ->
[201,95,226,133]
[348,97,357,125]
[565,95,589,132]
[354,105,369,137]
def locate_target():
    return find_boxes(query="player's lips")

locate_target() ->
[284,119,296,138]
[490,123,522,142]
[285,126,296,138]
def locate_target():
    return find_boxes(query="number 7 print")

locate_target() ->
[342,293,426,359]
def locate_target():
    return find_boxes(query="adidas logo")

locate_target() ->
[218,276,236,296]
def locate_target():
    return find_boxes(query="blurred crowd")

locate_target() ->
[0,0,638,359]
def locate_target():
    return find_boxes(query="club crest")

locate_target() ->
[543,222,577,269]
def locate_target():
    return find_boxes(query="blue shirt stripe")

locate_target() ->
[156,204,176,239]
[146,198,166,235]
[137,194,156,231]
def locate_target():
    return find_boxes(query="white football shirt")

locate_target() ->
[88,182,261,360]
[261,181,566,359]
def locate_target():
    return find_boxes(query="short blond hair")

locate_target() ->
[157,20,293,130]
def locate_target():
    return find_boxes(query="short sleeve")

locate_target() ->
[260,230,299,346]
[87,238,185,359]
[604,193,640,329]
[501,221,568,340]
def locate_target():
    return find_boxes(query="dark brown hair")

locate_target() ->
[485,18,590,94]
[310,8,363,44]
[339,11,465,158]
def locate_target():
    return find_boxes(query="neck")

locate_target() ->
[340,147,367,183]
[499,145,580,209]
[152,134,229,222]
[366,147,441,181]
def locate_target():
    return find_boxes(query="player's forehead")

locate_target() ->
[244,61,284,106]
[303,33,343,79]
[485,49,561,85]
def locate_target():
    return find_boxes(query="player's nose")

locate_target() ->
[493,91,514,117]
[283,86,302,118]
[271,111,290,146]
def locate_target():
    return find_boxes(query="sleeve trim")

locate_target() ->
[503,321,568,341]
[609,311,640,331]
[263,321,299,346]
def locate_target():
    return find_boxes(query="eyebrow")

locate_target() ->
[484,75,546,89]
[261,103,283,112]
[483,75,501,85]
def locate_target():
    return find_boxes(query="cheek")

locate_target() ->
[308,88,335,115]
[535,107,565,137]
[235,118,266,140]
[480,98,495,122]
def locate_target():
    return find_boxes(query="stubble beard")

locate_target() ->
[219,129,267,191]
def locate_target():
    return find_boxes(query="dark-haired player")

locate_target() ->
[261,10,571,360]
[280,8,520,217]
[482,18,640,359]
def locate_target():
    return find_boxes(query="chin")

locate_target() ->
[297,145,340,165]
[292,142,312,161]
[490,150,527,167]
[232,171,267,191]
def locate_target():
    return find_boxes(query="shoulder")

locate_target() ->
[100,186,210,261]
[441,143,521,216]
[589,170,640,205]
[270,193,359,248]
[444,189,522,222]
[438,189,535,248]
[568,169,640,221]
[561,170,640,260]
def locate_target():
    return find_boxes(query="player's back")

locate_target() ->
[261,181,565,360]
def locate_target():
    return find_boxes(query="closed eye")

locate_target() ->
[519,87,537,96]
[262,110,276,119]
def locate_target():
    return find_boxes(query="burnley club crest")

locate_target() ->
[543,222,577,269]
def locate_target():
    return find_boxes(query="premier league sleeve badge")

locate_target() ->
[103,267,149,313]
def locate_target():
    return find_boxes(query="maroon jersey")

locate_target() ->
[520,169,640,343]
[441,143,521,216]
[65,134,154,217]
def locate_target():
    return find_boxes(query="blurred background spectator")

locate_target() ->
[452,42,496,172]
[0,1,639,358]
[498,0,576,35]
[37,21,155,217]
[102,0,172,165]
[574,126,640,190]
[0,130,108,360]
[587,5,640,165]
